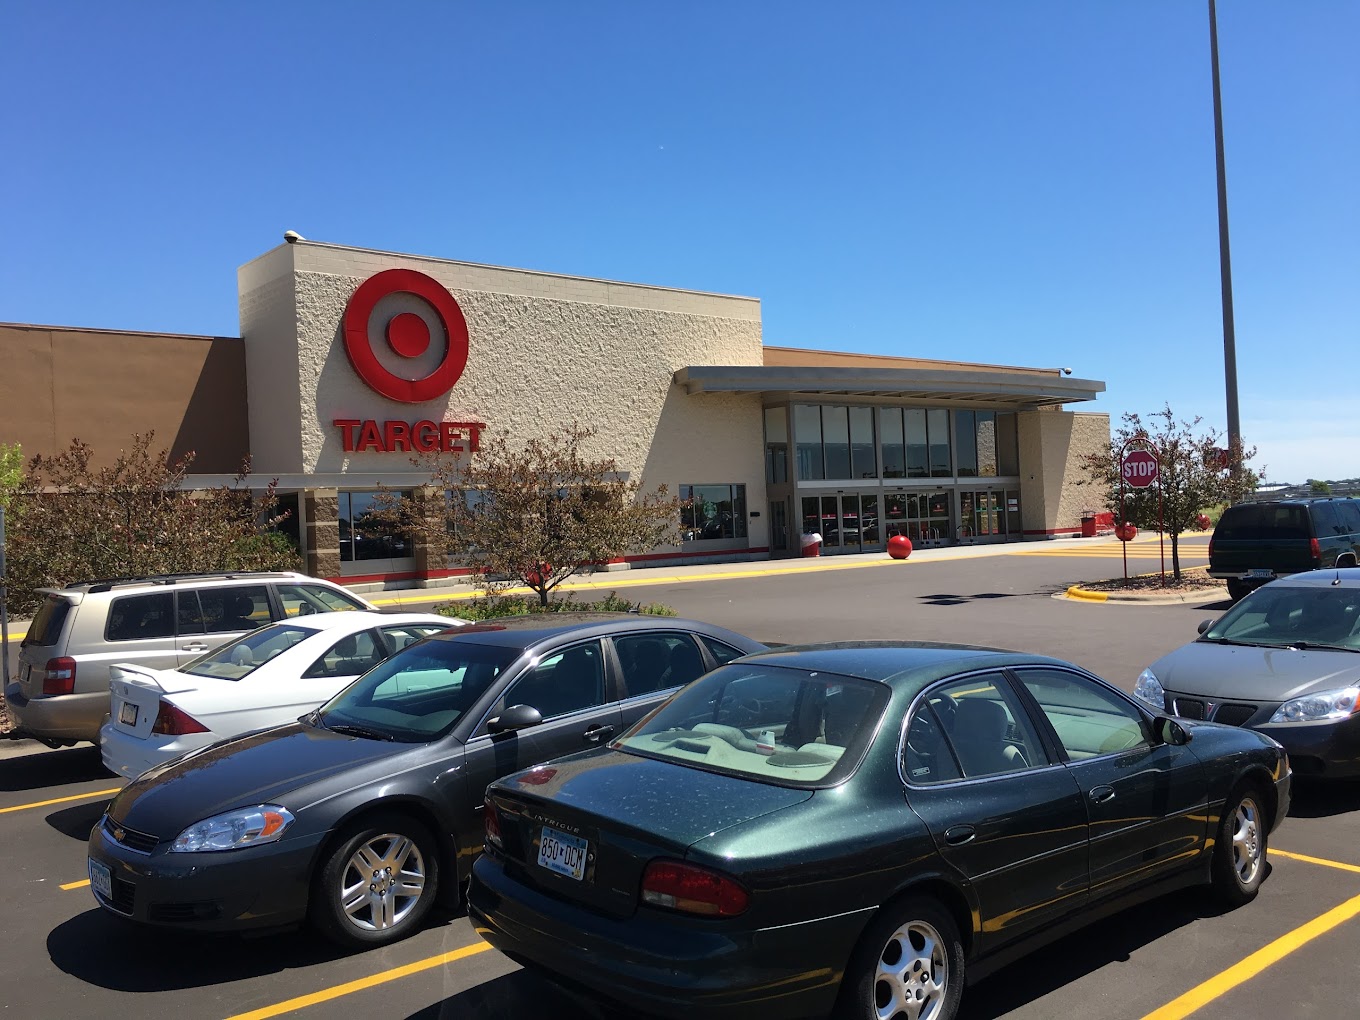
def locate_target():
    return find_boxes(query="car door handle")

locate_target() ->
[583,724,615,743]
[182,643,209,652]
[944,825,976,846]
[1090,785,1116,804]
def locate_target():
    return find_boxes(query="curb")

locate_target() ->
[1060,584,1227,605]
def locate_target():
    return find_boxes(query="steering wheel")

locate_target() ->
[906,693,959,757]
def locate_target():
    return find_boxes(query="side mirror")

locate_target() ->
[1154,716,1192,746]
[486,703,543,734]
[1197,619,1215,635]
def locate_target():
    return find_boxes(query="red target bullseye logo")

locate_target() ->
[342,268,469,403]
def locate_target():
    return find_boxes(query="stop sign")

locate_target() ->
[1122,450,1159,488]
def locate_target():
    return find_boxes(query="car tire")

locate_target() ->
[310,811,440,950]
[1226,579,1251,602]
[836,895,965,1020]
[1209,784,1268,908]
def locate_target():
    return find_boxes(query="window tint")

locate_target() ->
[1215,504,1310,541]
[615,633,705,697]
[1206,585,1360,649]
[176,592,205,634]
[904,674,1042,783]
[277,583,369,617]
[24,596,72,647]
[502,642,605,720]
[700,635,747,667]
[1016,668,1149,759]
[106,592,175,642]
[1310,502,1342,537]
[196,585,271,634]
[1334,500,1360,534]
[379,624,449,655]
[304,629,386,679]
[183,624,313,681]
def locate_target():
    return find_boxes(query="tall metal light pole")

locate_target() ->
[1209,0,1241,458]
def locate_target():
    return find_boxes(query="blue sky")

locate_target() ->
[2,1,1355,483]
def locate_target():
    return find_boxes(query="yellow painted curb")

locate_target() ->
[1065,586,1109,602]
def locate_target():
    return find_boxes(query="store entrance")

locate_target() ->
[801,493,883,554]
[883,491,953,547]
[958,489,1022,542]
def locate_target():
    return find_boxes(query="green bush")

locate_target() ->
[437,590,677,622]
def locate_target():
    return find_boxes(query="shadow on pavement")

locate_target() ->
[405,971,607,1020]
[0,745,113,792]
[963,887,1239,1020]
[1287,778,1360,818]
[47,799,111,841]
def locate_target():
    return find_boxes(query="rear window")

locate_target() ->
[1215,504,1310,541]
[613,663,890,788]
[23,596,73,647]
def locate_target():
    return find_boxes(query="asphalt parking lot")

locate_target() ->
[4,535,1360,1020]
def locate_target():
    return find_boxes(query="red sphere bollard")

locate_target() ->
[1115,524,1138,542]
[1197,513,1212,531]
[887,535,913,560]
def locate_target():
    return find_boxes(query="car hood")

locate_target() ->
[107,722,427,838]
[1149,641,1360,702]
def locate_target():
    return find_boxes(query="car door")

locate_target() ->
[609,631,710,729]
[459,639,621,843]
[1011,666,1206,902]
[902,671,1090,946]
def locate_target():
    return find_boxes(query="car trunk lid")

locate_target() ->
[486,749,811,918]
[108,664,200,740]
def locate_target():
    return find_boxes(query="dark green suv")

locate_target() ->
[1209,497,1360,601]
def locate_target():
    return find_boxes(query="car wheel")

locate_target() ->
[837,896,965,1020]
[1226,579,1251,602]
[1210,785,1267,907]
[311,812,440,949]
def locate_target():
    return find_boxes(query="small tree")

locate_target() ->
[381,424,680,608]
[1079,405,1264,581]
[0,443,21,508]
[3,433,301,615]
[1310,479,1332,496]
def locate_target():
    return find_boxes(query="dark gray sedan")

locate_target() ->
[1136,569,1360,777]
[85,613,764,948]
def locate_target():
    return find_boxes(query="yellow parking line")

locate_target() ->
[0,787,120,815]
[1271,848,1360,875]
[1139,889,1360,1020]
[222,941,494,1020]
[60,879,90,891]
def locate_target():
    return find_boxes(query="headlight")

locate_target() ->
[1269,688,1360,724]
[1133,668,1166,709]
[170,805,295,852]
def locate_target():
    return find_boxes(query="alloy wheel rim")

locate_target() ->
[339,833,426,932]
[1232,797,1262,886]
[874,919,948,1020]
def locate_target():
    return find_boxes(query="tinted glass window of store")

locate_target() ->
[339,491,413,561]
[681,485,747,541]
[793,405,1018,482]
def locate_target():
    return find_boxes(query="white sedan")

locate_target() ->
[100,611,463,779]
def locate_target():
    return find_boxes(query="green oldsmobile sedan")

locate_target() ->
[470,642,1290,1020]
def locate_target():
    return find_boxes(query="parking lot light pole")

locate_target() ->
[1,505,9,686]
[1209,0,1241,462]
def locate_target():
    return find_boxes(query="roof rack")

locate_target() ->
[72,571,301,594]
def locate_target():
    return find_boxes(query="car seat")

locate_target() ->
[950,699,1028,777]
[220,594,258,631]
[516,647,601,719]
[623,639,670,696]
[664,641,705,689]
[1305,597,1352,644]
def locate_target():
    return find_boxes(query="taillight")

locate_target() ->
[151,701,209,735]
[483,798,502,849]
[1310,538,1322,564]
[641,859,749,917]
[42,657,77,696]
[1207,538,1214,561]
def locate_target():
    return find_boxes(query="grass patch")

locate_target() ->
[437,590,677,622]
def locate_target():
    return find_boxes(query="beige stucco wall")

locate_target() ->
[238,242,770,549]
[1017,410,1111,534]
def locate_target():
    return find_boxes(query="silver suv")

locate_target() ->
[7,572,376,746]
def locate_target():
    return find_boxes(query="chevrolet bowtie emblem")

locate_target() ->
[113,828,126,842]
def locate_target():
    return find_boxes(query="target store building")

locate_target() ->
[0,238,1110,589]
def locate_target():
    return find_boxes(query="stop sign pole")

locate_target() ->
[1119,439,1165,584]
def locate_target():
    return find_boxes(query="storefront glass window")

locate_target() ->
[927,409,951,477]
[905,409,928,479]
[850,407,876,479]
[764,407,789,484]
[954,410,978,478]
[823,406,851,479]
[881,409,905,478]
[794,405,823,480]
[680,484,748,541]
[976,412,997,477]
[339,491,413,562]
[997,412,1019,475]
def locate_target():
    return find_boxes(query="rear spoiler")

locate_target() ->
[35,588,83,606]
[109,663,171,692]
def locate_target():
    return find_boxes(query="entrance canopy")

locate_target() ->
[673,365,1104,408]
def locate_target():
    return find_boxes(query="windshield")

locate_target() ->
[183,624,315,679]
[613,662,890,788]
[317,638,519,742]
[1204,584,1360,650]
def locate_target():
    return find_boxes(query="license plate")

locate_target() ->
[1246,569,1275,579]
[88,858,112,900]
[119,702,138,726]
[536,825,589,881]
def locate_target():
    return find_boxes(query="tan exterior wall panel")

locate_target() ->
[1017,410,1111,535]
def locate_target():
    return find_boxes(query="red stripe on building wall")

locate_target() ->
[330,548,771,586]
